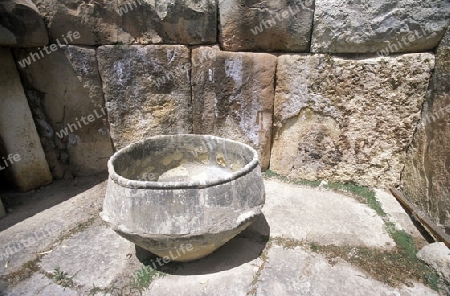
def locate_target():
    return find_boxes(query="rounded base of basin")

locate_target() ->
[115,220,254,262]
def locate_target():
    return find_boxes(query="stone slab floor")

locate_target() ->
[0,175,448,296]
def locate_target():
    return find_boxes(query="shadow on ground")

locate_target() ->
[0,174,107,232]
[135,214,270,275]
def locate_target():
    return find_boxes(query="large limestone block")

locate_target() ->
[0,48,52,191]
[97,45,192,150]
[311,0,450,53]
[14,46,113,178]
[219,0,314,52]
[271,53,435,187]
[32,0,216,45]
[0,0,48,47]
[191,46,276,169]
[402,30,450,233]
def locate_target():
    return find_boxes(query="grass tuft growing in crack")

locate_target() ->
[0,255,43,287]
[50,267,77,288]
[247,242,271,296]
[131,265,165,291]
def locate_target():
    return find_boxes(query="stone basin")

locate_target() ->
[100,134,265,261]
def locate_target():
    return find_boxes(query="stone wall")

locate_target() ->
[0,0,449,232]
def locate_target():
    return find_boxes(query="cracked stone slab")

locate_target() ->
[144,262,257,296]
[375,189,425,240]
[39,225,133,289]
[263,179,395,248]
[143,232,267,296]
[257,245,438,296]
[3,273,77,296]
[0,179,106,276]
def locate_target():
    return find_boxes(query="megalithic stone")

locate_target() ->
[0,48,52,191]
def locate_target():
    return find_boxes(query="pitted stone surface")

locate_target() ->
[271,53,435,187]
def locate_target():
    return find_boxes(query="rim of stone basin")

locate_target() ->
[108,134,260,189]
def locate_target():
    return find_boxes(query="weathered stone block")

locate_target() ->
[271,53,435,187]
[192,46,276,169]
[14,45,113,178]
[0,48,52,191]
[0,0,48,47]
[32,0,216,45]
[402,30,450,233]
[311,0,450,53]
[219,0,314,52]
[97,45,192,150]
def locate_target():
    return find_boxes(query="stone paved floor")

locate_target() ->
[0,176,447,295]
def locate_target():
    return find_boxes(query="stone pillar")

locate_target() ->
[15,45,114,178]
[0,48,52,191]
